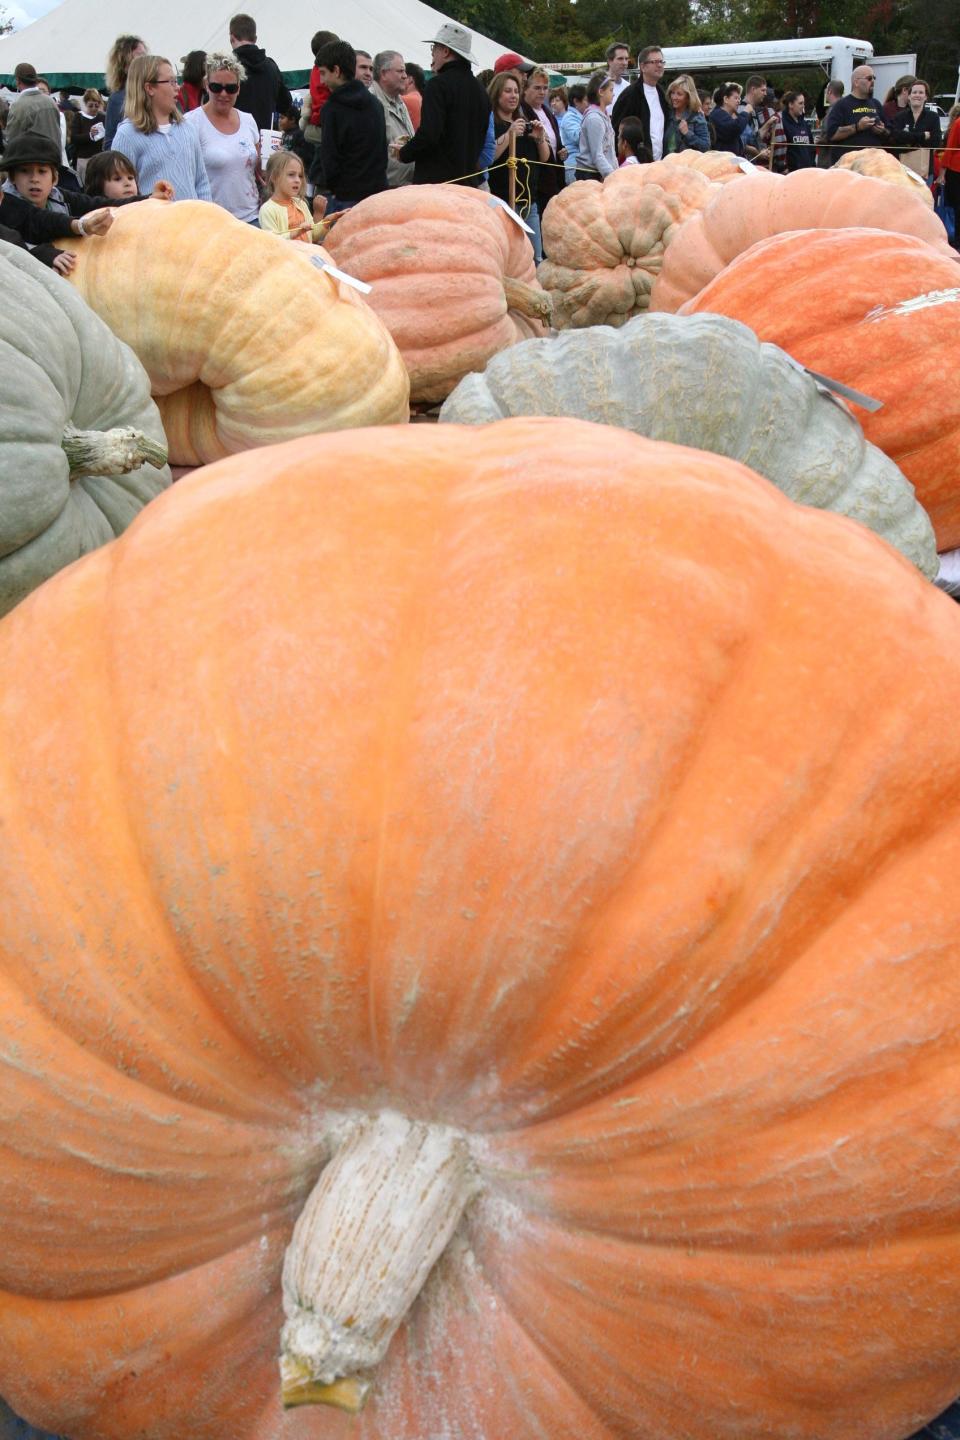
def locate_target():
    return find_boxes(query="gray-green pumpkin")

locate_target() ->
[1,241,171,618]
[439,312,938,578]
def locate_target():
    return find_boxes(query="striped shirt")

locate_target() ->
[112,119,212,201]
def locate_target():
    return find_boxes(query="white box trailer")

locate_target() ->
[551,37,915,95]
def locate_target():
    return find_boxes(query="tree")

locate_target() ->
[0,4,14,36]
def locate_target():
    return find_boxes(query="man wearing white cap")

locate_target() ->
[394,22,491,185]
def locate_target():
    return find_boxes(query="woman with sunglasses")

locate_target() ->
[184,53,262,223]
[113,54,210,200]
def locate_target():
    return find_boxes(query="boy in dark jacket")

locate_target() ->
[315,40,387,210]
[230,12,293,130]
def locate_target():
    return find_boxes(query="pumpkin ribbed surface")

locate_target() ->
[57,200,409,464]
[1,418,960,1440]
[651,166,954,313]
[438,312,938,577]
[0,241,170,617]
[659,149,746,183]
[538,162,715,328]
[835,147,935,205]
[324,185,551,404]
[682,227,960,550]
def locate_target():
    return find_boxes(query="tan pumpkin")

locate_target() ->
[57,200,410,465]
[660,149,746,184]
[652,166,954,313]
[835,147,935,205]
[681,227,960,550]
[538,161,715,328]
[323,185,552,404]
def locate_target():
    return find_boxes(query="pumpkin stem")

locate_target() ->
[502,274,553,324]
[62,425,168,479]
[279,1111,480,1412]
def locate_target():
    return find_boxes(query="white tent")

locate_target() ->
[0,0,521,88]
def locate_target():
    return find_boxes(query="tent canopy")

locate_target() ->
[0,0,521,88]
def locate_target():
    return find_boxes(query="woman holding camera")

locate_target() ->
[486,70,549,219]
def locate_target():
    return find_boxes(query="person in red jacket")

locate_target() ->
[936,103,960,250]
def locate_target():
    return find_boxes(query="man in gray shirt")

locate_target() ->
[371,50,415,187]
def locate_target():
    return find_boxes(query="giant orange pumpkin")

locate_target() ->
[651,166,954,313]
[1,419,960,1440]
[683,227,960,550]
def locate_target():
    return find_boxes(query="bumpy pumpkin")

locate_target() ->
[651,166,954,313]
[0,241,170,617]
[660,149,746,184]
[439,312,938,576]
[835,147,935,205]
[2,418,960,1440]
[538,161,715,328]
[57,200,409,464]
[683,227,960,550]
[323,185,552,404]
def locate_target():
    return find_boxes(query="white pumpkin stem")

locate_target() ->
[61,425,168,479]
[280,1111,480,1412]
[502,274,553,323]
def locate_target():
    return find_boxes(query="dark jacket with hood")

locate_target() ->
[319,79,387,201]
[233,43,293,130]
[398,55,491,185]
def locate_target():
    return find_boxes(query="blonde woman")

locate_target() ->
[104,35,146,145]
[113,54,211,201]
[664,74,710,153]
[185,53,260,222]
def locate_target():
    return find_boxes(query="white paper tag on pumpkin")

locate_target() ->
[310,256,372,293]
[487,194,535,235]
[781,352,884,412]
[737,159,760,174]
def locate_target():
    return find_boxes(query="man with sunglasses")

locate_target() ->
[229,12,292,131]
[394,22,490,185]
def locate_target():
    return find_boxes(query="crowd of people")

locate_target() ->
[1,17,958,274]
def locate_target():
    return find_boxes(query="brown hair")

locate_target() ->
[229,13,257,42]
[105,35,145,92]
[488,71,522,116]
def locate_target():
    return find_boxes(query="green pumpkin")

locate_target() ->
[1,241,170,618]
[440,312,938,578]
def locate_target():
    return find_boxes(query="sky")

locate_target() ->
[4,0,60,30]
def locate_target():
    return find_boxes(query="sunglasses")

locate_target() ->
[208,81,239,94]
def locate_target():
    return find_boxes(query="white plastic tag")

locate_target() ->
[310,256,372,293]
[737,158,759,174]
[486,194,535,235]
[779,351,883,412]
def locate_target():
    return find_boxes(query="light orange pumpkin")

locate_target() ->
[836,147,935,205]
[323,184,552,404]
[538,161,715,327]
[2,418,960,1440]
[651,166,954,313]
[660,149,746,184]
[57,200,409,464]
[682,227,960,549]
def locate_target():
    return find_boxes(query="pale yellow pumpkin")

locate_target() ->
[835,149,935,206]
[57,200,410,465]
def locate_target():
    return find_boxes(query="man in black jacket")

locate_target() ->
[229,13,292,130]
[315,40,387,211]
[396,22,490,185]
[611,44,669,161]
